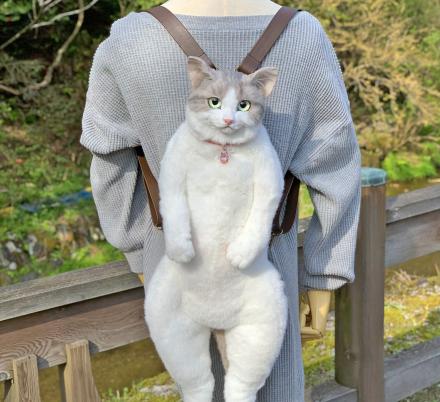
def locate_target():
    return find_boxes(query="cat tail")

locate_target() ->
[212,329,229,372]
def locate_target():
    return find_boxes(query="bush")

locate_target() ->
[382,151,438,181]
[281,0,440,174]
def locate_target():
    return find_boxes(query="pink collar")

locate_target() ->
[204,139,237,147]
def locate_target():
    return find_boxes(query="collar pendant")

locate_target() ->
[219,145,229,164]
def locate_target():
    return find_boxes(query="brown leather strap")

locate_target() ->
[237,7,298,74]
[271,171,301,239]
[138,5,301,238]
[135,146,162,229]
[147,6,216,69]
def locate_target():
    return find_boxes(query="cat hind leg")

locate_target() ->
[223,283,288,402]
[144,266,214,402]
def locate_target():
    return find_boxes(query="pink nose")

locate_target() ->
[223,118,234,125]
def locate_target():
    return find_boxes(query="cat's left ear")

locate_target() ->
[187,56,216,89]
[245,67,278,97]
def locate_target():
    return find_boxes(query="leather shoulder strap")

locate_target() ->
[270,171,301,243]
[147,6,216,69]
[237,6,298,74]
[135,146,162,229]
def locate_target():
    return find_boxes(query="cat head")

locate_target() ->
[185,55,278,145]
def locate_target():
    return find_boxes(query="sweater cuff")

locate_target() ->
[299,272,350,292]
[124,249,144,274]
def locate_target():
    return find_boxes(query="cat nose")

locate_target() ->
[223,118,234,125]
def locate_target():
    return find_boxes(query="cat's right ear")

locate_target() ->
[187,56,215,89]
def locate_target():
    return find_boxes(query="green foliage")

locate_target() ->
[0,51,46,89]
[279,0,440,179]
[299,184,314,219]
[420,141,440,166]
[1,0,439,190]
[0,0,32,22]
[0,196,125,285]
[382,151,438,181]
[0,125,90,207]
[6,240,124,284]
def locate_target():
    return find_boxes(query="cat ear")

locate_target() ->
[187,56,215,89]
[245,67,278,97]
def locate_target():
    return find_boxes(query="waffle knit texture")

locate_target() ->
[80,9,362,401]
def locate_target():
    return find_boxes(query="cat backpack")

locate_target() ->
[135,5,301,242]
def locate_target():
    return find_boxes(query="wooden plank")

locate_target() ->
[297,184,440,245]
[60,340,101,402]
[386,183,440,223]
[335,184,386,401]
[298,195,440,268]
[0,261,141,322]
[299,205,440,271]
[385,208,440,267]
[0,288,147,380]
[305,380,357,402]
[307,336,440,402]
[3,355,41,402]
[384,336,440,402]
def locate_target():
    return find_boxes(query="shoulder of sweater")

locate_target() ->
[90,12,152,64]
[109,11,153,36]
[287,10,336,54]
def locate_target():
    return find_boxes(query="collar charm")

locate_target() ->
[219,146,229,164]
[204,139,232,164]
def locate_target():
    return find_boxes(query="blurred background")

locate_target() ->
[0,1,439,401]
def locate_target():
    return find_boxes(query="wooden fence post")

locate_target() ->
[3,355,41,402]
[335,167,387,402]
[59,340,101,402]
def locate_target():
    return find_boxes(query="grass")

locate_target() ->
[104,372,180,402]
[0,195,124,284]
[302,267,440,393]
[0,123,127,284]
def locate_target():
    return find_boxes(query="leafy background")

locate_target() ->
[1,0,439,284]
[0,1,439,399]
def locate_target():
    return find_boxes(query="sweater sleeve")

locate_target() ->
[290,16,362,292]
[80,36,149,274]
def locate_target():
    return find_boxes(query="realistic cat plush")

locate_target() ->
[144,55,288,402]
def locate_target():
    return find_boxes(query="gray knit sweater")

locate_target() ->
[80,9,362,294]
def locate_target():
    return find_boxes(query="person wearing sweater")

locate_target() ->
[79,0,362,400]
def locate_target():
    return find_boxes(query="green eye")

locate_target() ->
[208,97,221,109]
[237,100,251,112]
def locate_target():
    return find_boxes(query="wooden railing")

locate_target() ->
[1,173,440,402]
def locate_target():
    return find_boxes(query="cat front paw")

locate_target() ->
[166,236,195,263]
[226,237,260,270]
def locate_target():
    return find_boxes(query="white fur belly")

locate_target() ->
[180,276,246,328]
[157,253,283,330]
[186,153,254,260]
